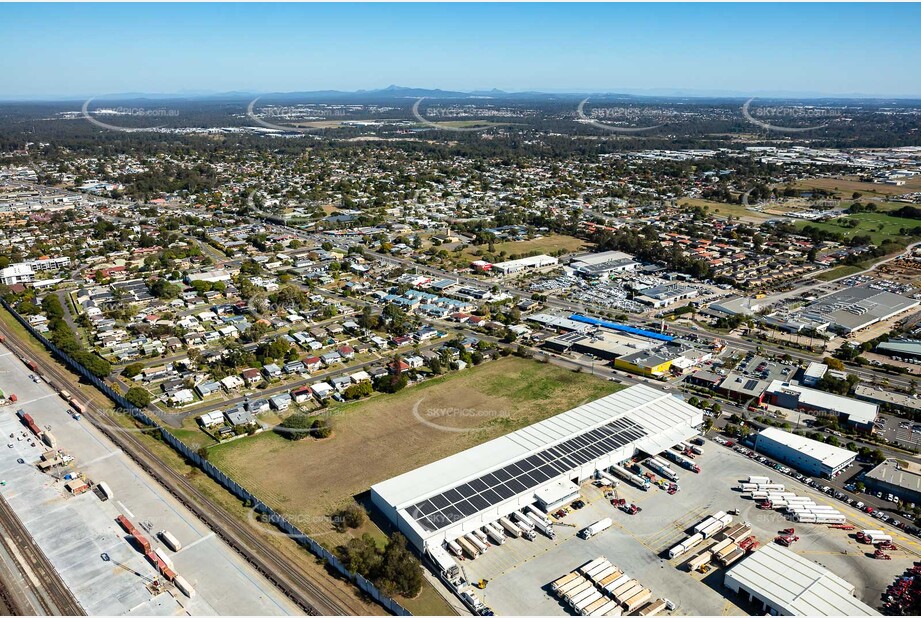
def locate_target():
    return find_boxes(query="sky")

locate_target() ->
[2,3,921,99]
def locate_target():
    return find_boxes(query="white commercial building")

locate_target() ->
[371,385,703,551]
[0,263,35,285]
[725,543,879,615]
[490,254,559,275]
[754,427,856,478]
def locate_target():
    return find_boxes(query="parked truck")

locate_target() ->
[580,517,612,539]
[527,512,556,540]
[579,556,609,575]
[426,545,460,583]
[663,449,700,473]
[483,523,505,545]
[499,516,521,538]
[513,515,537,540]
[456,535,480,559]
[610,464,650,491]
[645,457,678,482]
[466,533,488,554]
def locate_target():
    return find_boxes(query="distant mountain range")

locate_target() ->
[4,85,921,103]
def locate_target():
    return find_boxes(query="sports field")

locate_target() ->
[208,356,620,536]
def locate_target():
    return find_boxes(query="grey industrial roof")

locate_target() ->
[865,459,921,495]
[766,380,878,425]
[725,543,879,616]
[801,285,919,332]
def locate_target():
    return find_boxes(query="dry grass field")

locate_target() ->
[209,356,620,534]
[794,175,921,198]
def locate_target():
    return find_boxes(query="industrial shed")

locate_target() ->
[754,427,856,478]
[371,384,703,551]
[724,543,879,615]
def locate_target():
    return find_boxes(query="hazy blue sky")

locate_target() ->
[2,3,920,98]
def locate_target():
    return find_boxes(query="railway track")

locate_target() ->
[0,316,365,616]
[0,492,84,615]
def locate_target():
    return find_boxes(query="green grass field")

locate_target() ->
[796,211,921,245]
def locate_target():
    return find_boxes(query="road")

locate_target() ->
[0,312,365,616]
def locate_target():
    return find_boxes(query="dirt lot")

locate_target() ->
[209,357,621,535]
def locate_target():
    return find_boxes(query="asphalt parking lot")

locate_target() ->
[460,442,914,616]
[0,345,299,616]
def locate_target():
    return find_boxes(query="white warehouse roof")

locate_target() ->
[725,543,880,615]
[757,427,856,471]
[371,384,702,549]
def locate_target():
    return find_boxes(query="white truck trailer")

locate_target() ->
[580,517,612,539]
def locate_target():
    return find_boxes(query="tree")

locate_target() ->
[122,362,145,378]
[823,356,845,371]
[332,503,366,532]
[125,387,152,408]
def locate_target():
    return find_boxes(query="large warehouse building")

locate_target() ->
[798,284,919,334]
[371,385,703,551]
[725,543,879,616]
[754,427,856,478]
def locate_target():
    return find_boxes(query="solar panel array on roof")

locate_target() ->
[407,417,646,532]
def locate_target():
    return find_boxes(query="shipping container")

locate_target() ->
[58,390,71,401]
[155,547,175,570]
[564,580,594,602]
[638,599,667,617]
[687,551,712,572]
[557,576,590,596]
[748,476,771,484]
[720,548,745,566]
[623,588,653,613]
[614,582,644,604]
[609,579,638,600]
[174,575,196,598]
[603,574,632,593]
[552,572,581,592]
[498,516,521,538]
[580,556,610,576]
[589,565,617,584]
[597,570,624,588]
[133,532,152,553]
[116,515,135,534]
[159,530,182,552]
[586,599,619,616]
[581,597,613,616]
[571,589,602,611]
[42,431,57,448]
[710,538,733,554]
[456,536,480,559]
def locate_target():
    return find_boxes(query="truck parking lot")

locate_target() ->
[457,442,915,616]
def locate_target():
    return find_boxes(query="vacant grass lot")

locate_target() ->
[208,356,620,534]
[794,176,921,198]
[678,198,771,222]
[795,211,921,245]
[463,233,589,262]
